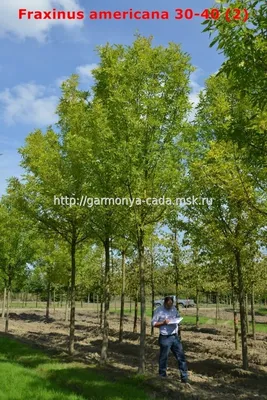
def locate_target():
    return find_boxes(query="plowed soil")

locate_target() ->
[1,306,267,400]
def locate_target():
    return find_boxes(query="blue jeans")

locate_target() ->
[158,334,188,382]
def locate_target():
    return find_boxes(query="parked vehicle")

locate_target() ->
[154,295,195,308]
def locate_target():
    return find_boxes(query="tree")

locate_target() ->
[185,137,263,369]
[0,197,35,332]
[91,34,194,373]
[8,76,93,354]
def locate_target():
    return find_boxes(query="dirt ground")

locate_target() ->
[1,307,267,400]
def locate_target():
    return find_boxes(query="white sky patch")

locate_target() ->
[55,76,69,87]
[0,0,84,42]
[188,69,204,121]
[0,83,58,126]
[76,63,98,81]
[56,63,98,87]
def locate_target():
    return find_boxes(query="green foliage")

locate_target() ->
[0,197,36,288]
[203,0,267,108]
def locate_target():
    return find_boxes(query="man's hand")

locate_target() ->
[164,319,170,325]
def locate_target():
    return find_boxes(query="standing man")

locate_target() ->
[152,296,189,384]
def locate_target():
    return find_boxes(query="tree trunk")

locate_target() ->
[232,291,239,350]
[5,281,11,333]
[24,292,28,307]
[65,288,69,322]
[196,288,200,329]
[251,285,255,340]
[100,237,110,363]
[53,288,56,313]
[119,250,126,342]
[245,294,249,333]
[46,282,51,321]
[69,238,77,355]
[138,227,146,373]
[235,250,248,369]
[100,297,103,328]
[36,293,38,308]
[2,287,6,318]
[96,295,99,322]
[150,247,155,336]
[173,229,179,312]
[133,294,138,333]
[215,292,219,324]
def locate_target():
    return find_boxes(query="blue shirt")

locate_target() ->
[151,305,180,335]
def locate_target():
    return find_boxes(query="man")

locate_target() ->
[152,296,189,384]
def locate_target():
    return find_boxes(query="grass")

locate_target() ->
[257,308,267,316]
[0,336,152,400]
[110,308,267,334]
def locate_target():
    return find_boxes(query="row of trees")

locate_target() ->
[0,0,266,372]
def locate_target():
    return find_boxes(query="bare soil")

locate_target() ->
[1,307,267,400]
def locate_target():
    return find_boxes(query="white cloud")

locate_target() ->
[56,63,98,88]
[188,69,204,121]
[0,83,58,126]
[55,76,69,87]
[0,0,84,42]
[76,63,98,81]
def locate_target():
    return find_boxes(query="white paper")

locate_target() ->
[167,317,183,325]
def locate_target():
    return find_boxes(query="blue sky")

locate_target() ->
[0,0,223,196]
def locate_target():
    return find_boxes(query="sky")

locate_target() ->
[0,0,224,196]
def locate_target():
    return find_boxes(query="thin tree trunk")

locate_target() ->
[196,288,200,329]
[69,238,77,355]
[150,246,155,336]
[119,250,126,342]
[174,229,179,312]
[100,237,110,363]
[215,292,219,324]
[24,292,28,307]
[232,291,239,350]
[138,228,146,373]
[46,282,51,321]
[5,281,11,333]
[2,287,6,318]
[130,297,132,313]
[65,288,69,322]
[251,285,255,340]
[100,297,103,328]
[235,250,248,369]
[53,288,56,313]
[97,295,99,322]
[245,294,249,333]
[133,294,138,333]
[36,293,38,308]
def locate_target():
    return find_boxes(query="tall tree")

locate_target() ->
[91,34,194,373]
[8,76,93,354]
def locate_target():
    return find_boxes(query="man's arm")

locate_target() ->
[154,319,170,328]
[151,308,170,328]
